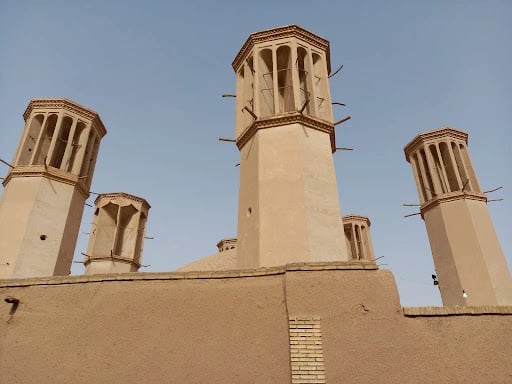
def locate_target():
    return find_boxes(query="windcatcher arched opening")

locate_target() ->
[17,114,44,166]
[50,116,73,168]
[439,141,460,192]
[258,49,274,117]
[297,46,311,115]
[113,204,138,258]
[429,144,448,194]
[419,148,435,199]
[67,121,87,173]
[312,53,327,119]
[94,202,119,256]
[34,114,58,165]
[276,45,294,113]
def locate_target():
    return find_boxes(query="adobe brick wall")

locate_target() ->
[289,317,326,384]
[1,263,511,383]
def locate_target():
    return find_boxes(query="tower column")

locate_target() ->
[252,53,261,118]
[305,49,316,115]
[409,155,425,203]
[61,117,78,170]
[452,143,469,189]
[290,40,301,111]
[271,47,279,114]
[356,225,363,259]
[364,223,376,260]
[352,225,358,259]
[460,143,481,191]
[14,112,38,166]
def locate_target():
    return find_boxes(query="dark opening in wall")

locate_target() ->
[259,48,274,116]
[18,114,44,165]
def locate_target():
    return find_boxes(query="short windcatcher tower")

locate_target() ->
[84,193,150,274]
[0,98,106,279]
[233,25,348,268]
[404,127,512,306]
[342,215,375,261]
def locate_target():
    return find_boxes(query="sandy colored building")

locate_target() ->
[0,25,511,383]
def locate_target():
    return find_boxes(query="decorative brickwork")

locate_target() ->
[289,317,326,384]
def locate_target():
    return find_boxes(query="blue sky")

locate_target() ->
[1,1,510,306]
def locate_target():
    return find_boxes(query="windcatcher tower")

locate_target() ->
[404,127,512,306]
[217,238,237,253]
[232,25,348,268]
[84,193,150,274]
[0,98,106,279]
[342,215,375,261]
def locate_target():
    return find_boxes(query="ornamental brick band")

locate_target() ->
[289,317,326,384]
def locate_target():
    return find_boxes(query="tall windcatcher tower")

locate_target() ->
[0,98,106,279]
[84,193,150,275]
[404,127,512,306]
[232,25,349,268]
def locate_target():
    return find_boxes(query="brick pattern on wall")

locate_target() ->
[289,316,326,384]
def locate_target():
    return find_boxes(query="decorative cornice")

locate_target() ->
[23,98,107,138]
[236,112,336,152]
[342,214,371,226]
[420,191,487,215]
[3,165,89,198]
[95,192,151,210]
[232,25,331,73]
[404,126,468,161]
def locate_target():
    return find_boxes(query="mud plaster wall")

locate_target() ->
[0,267,511,384]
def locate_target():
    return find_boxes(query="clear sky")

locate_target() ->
[1,0,510,306]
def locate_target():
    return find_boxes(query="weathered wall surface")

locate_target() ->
[1,264,511,383]
[284,268,512,383]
